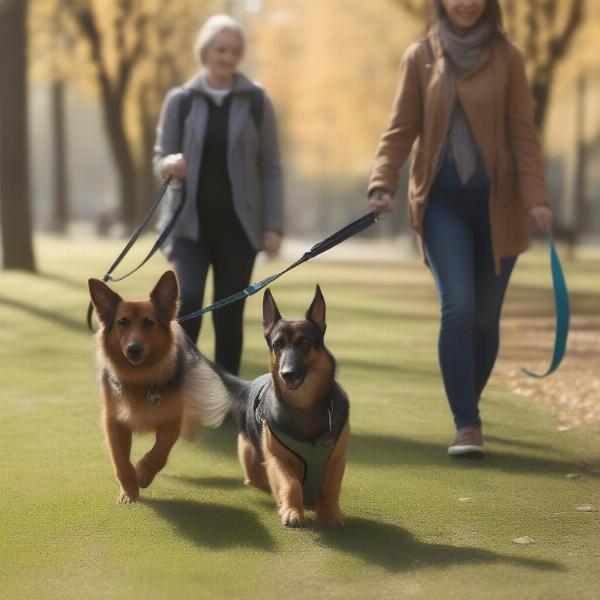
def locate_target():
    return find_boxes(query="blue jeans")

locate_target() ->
[423,157,517,429]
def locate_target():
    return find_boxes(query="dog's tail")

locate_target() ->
[180,359,236,440]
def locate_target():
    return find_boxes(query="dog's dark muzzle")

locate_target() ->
[279,367,305,390]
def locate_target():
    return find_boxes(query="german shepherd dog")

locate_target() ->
[230,285,350,528]
[89,272,349,526]
[88,271,231,504]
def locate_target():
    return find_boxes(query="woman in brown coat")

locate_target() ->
[368,0,552,455]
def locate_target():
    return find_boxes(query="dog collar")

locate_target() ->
[103,369,162,405]
[147,384,161,404]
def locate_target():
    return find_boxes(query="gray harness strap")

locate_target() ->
[251,374,339,506]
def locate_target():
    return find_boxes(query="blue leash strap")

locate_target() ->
[178,211,379,323]
[522,234,570,378]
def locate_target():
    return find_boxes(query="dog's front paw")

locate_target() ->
[319,516,344,528]
[136,464,156,489]
[280,508,304,528]
[117,491,139,504]
[317,507,344,528]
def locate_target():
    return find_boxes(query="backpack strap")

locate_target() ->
[178,87,194,149]
[246,87,264,132]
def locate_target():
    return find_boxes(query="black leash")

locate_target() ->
[177,211,379,323]
[86,175,184,331]
[87,203,378,331]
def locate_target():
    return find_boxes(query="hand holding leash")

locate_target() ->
[162,153,187,179]
[368,189,394,215]
[263,230,282,255]
[529,206,552,233]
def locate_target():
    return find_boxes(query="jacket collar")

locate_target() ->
[183,70,257,95]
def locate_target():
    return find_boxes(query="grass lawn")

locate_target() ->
[1,234,599,600]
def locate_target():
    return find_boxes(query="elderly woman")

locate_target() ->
[153,14,283,376]
[368,0,552,455]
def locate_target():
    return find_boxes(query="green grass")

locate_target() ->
[1,234,599,600]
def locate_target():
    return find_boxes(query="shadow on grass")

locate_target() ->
[163,474,243,489]
[485,434,555,451]
[146,498,274,551]
[39,270,85,291]
[349,433,577,475]
[320,517,563,573]
[194,418,239,457]
[191,425,575,477]
[0,294,87,333]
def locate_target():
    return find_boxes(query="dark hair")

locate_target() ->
[428,0,506,39]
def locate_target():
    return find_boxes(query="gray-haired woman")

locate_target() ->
[153,14,284,376]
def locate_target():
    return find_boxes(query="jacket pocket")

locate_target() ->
[408,149,429,205]
[495,149,529,249]
[496,149,517,205]
[156,182,183,230]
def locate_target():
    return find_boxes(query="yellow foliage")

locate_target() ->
[249,0,600,178]
[249,0,422,179]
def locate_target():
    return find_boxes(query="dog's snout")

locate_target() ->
[280,369,297,384]
[127,341,143,360]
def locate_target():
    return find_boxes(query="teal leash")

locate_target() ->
[522,234,570,378]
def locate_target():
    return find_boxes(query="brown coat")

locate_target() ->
[368,32,550,273]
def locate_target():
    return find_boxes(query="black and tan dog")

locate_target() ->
[89,271,349,525]
[230,285,350,528]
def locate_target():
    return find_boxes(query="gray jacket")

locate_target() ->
[153,71,283,254]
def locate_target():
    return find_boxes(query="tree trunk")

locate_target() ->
[51,78,69,232]
[101,94,139,229]
[136,82,159,216]
[531,70,553,132]
[0,0,36,271]
[573,72,588,236]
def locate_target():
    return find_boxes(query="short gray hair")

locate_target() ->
[194,15,245,65]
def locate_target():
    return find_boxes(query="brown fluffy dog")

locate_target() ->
[89,271,231,503]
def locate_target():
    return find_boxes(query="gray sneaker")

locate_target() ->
[448,426,484,456]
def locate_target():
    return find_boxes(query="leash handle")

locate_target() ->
[87,175,181,332]
[106,181,184,283]
[521,234,570,378]
[103,175,173,282]
[177,211,379,324]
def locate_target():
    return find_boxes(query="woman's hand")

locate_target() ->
[529,206,552,233]
[262,230,282,255]
[162,153,188,180]
[368,189,394,214]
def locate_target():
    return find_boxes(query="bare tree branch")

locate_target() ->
[530,0,583,128]
[393,0,428,20]
[548,0,583,64]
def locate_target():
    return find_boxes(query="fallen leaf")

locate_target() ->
[566,473,584,480]
[513,536,535,545]
[458,497,472,502]
[576,505,597,512]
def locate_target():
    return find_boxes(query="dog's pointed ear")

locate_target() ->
[88,279,122,328]
[306,284,326,334]
[150,270,179,323]
[262,288,281,337]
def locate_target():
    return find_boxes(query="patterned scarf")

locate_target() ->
[437,15,491,184]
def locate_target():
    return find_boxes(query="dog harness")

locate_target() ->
[250,374,341,506]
